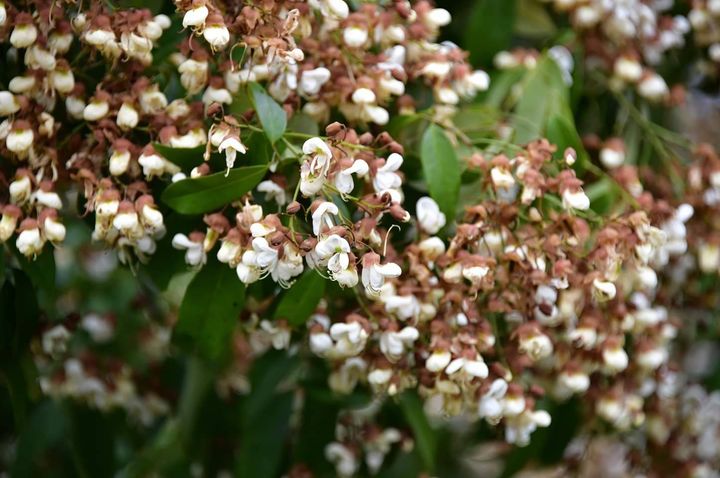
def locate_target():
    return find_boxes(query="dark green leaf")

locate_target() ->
[153,143,205,170]
[11,401,70,478]
[162,165,267,214]
[273,270,326,327]
[249,82,287,144]
[237,351,298,478]
[287,112,320,137]
[514,0,557,38]
[173,260,246,361]
[420,124,461,219]
[237,392,293,478]
[398,391,436,472]
[465,0,517,66]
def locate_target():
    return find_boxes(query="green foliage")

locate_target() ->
[249,82,287,144]
[465,0,517,66]
[398,391,437,472]
[273,269,326,327]
[153,143,206,170]
[173,260,246,362]
[420,124,461,219]
[162,165,268,214]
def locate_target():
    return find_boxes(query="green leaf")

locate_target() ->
[153,143,205,170]
[512,56,568,144]
[173,260,246,362]
[465,0,517,66]
[273,270,326,327]
[249,82,287,144]
[420,124,461,219]
[398,391,436,472]
[11,401,70,478]
[514,0,557,38]
[237,392,293,478]
[287,112,320,137]
[162,165,267,214]
[237,351,298,478]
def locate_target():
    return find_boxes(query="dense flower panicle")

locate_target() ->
[2,1,719,476]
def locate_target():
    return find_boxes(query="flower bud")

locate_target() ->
[16,218,45,257]
[6,120,34,155]
[0,205,21,242]
[10,16,38,48]
[9,172,32,205]
[117,102,140,130]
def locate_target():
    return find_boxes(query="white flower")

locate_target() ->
[446,356,489,379]
[257,180,287,206]
[592,278,617,302]
[182,5,209,28]
[251,237,279,271]
[43,216,66,243]
[35,188,63,209]
[139,85,168,114]
[9,75,36,94]
[11,23,38,48]
[600,145,625,169]
[491,166,515,189]
[218,135,247,171]
[373,153,403,199]
[116,102,139,130]
[6,126,33,154]
[202,85,232,106]
[603,344,629,373]
[236,251,261,284]
[426,8,452,28]
[81,314,114,343]
[17,225,44,257]
[478,379,508,423]
[418,236,446,261]
[329,321,368,357]
[379,326,419,362]
[519,332,553,361]
[83,99,109,121]
[638,73,669,102]
[0,91,20,116]
[505,409,551,446]
[42,325,70,357]
[315,234,350,274]
[300,137,333,196]
[109,149,131,176]
[343,26,368,47]
[298,67,331,97]
[312,201,339,236]
[362,256,402,297]
[259,320,291,350]
[138,150,167,179]
[319,0,349,20]
[614,56,643,83]
[416,197,446,234]
[172,233,206,267]
[325,442,357,478]
[426,349,452,372]
[272,243,304,287]
[562,188,590,211]
[334,159,369,195]
[637,346,667,370]
[203,24,230,49]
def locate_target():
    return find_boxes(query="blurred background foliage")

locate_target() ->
[2,0,719,477]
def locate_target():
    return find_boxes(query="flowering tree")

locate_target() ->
[2,0,720,477]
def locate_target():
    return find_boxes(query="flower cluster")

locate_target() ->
[538,0,691,101]
[35,316,171,426]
